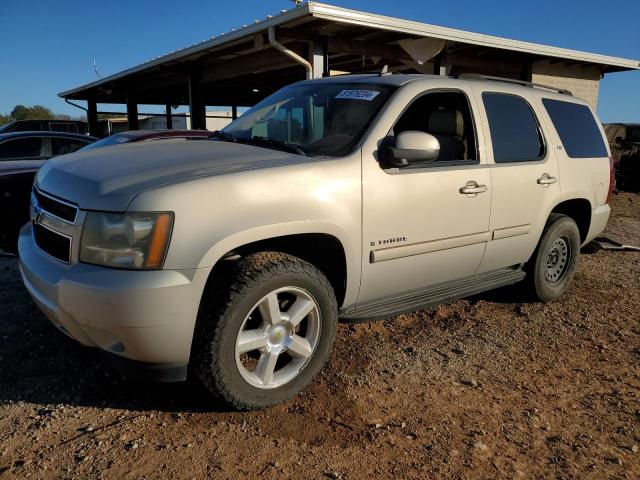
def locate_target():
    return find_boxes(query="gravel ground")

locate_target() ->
[0,193,638,479]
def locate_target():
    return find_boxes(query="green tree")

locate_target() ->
[1,104,75,125]
[10,104,30,120]
[9,104,54,121]
[28,105,54,120]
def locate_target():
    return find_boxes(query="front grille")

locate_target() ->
[34,190,77,223]
[33,224,71,263]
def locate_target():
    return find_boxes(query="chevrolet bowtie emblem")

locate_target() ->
[31,203,43,224]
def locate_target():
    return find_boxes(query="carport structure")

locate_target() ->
[59,2,640,137]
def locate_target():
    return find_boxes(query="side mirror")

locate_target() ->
[379,131,440,167]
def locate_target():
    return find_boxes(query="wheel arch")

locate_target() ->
[550,198,592,244]
[198,222,355,308]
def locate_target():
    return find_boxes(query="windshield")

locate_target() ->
[222,82,395,157]
[79,133,133,151]
[0,122,17,133]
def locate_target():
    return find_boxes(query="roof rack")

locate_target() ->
[455,73,573,96]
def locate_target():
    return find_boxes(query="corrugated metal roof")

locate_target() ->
[59,1,639,98]
[309,3,640,70]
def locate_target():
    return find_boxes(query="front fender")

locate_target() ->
[198,220,360,308]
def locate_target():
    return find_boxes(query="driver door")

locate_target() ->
[357,81,491,305]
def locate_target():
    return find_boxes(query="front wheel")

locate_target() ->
[525,214,581,302]
[192,252,338,410]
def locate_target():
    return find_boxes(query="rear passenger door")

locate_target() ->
[471,87,561,272]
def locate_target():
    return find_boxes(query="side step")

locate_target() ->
[340,268,526,322]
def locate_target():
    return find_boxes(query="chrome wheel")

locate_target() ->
[544,236,571,285]
[234,287,321,389]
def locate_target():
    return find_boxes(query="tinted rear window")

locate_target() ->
[50,123,78,133]
[542,99,608,158]
[482,93,544,163]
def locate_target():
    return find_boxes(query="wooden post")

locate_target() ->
[311,37,329,78]
[188,71,206,130]
[126,95,139,130]
[87,97,99,137]
[165,103,173,129]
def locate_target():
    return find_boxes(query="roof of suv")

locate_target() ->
[297,73,583,104]
[0,131,97,142]
[297,73,435,87]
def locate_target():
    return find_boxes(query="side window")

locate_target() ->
[482,93,544,163]
[392,90,477,163]
[542,99,608,158]
[50,123,71,133]
[51,138,89,156]
[0,137,43,160]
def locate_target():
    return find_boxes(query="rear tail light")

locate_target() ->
[606,156,616,204]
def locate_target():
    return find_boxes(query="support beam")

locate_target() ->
[311,37,329,78]
[165,103,173,129]
[188,70,206,130]
[126,96,139,130]
[433,54,442,75]
[322,37,329,77]
[521,62,532,82]
[86,97,99,137]
[276,29,411,62]
[327,37,410,62]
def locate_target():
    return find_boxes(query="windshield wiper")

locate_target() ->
[241,136,308,156]
[208,130,237,142]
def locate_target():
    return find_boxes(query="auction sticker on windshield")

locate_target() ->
[335,89,380,101]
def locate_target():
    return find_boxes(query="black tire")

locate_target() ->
[525,214,581,302]
[192,251,338,410]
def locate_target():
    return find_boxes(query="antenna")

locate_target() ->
[93,59,102,78]
[379,65,391,76]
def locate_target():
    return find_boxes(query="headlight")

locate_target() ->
[80,212,173,269]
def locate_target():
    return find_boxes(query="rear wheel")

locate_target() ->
[192,252,338,410]
[525,214,581,302]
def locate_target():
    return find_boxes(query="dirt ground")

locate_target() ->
[1,193,638,480]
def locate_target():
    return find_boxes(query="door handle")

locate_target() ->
[459,181,487,195]
[537,173,557,185]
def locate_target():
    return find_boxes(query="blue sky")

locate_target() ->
[1,0,638,122]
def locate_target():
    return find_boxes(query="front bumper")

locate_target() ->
[18,223,211,376]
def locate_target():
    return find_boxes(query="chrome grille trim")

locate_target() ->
[33,188,79,224]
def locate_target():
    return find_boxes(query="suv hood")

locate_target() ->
[36,139,309,211]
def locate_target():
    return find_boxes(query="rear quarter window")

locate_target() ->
[542,99,608,158]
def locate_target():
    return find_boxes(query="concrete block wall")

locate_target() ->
[531,60,602,109]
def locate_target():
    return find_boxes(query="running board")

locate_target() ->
[340,268,526,322]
